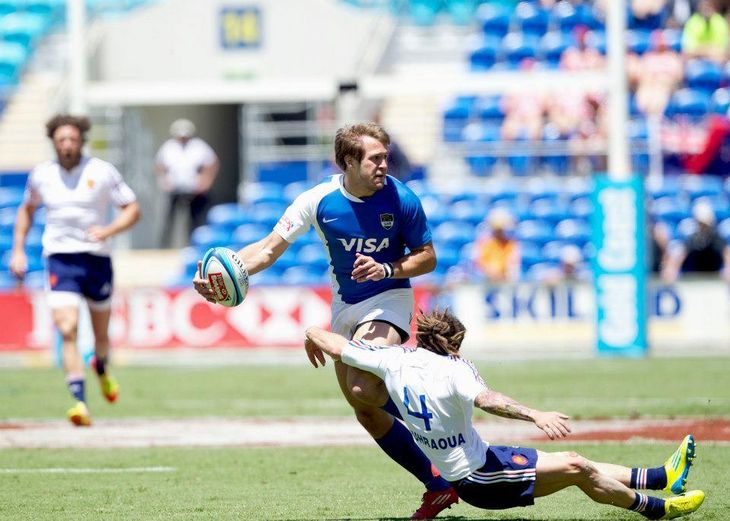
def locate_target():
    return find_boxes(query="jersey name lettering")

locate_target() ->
[338,237,390,253]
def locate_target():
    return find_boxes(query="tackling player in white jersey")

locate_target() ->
[10,114,140,426]
[193,122,458,519]
[303,309,705,521]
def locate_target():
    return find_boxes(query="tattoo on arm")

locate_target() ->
[476,390,534,421]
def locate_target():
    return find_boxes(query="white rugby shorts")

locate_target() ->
[331,288,414,341]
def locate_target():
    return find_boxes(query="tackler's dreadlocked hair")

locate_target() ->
[415,308,466,356]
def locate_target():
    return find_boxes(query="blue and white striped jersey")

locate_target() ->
[273,174,431,305]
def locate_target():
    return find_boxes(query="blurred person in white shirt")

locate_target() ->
[10,114,140,426]
[155,118,220,248]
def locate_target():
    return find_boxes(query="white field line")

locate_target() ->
[0,466,176,474]
[1,417,724,449]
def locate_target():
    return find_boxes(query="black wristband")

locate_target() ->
[382,262,394,279]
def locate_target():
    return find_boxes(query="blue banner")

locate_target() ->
[591,174,648,356]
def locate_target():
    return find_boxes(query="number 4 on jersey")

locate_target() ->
[402,386,433,431]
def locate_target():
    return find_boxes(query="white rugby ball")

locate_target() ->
[201,247,249,307]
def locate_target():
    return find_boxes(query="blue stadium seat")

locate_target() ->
[408,0,441,26]
[585,29,606,54]
[682,175,723,200]
[666,88,711,119]
[0,186,23,208]
[555,218,591,247]
[710,88,730,114]
[242,182,285,205]
[280,266,326,286]
[449,199,484,227]
[446,0,476,25]
[0,41,28,85]
[190,225,231,250]
[179,246,205,278]
[660,28,682,52]
[552,2,603,33]
[469,42,497,71]
[249,202,286,228]
[529,199,570,224]
[685,59,724,94]
[718,217,730,242]
[206,203,251,231]
[520,241,543,271]
[515,219,554,246]
[568,197,592,220]
[432,221,475,250]
[0,12,50,49]
[22,269,46,289]
[0,0,24,16]
[650,197,690,226]
[524,177,560,203]
[501,32,539,68]
[231,223,270,245]
[476,2,510,38]
[646,175,681,199]
[26,0,64,20]
[296,243,329,273]
[473,95,503,122]
[268,248,298,276]
[675,217,697,240]
[1,249,43,272]
[541,240,567,263]
[283,180,311,203]
[540,31,574,68]
[0,229,12,251]
[443,96,474,141]
[627,29,651,54]
[512,1,549,36]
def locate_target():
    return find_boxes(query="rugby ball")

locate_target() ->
[201,247,249,307]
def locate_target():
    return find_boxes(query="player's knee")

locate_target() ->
[57,320,78,341]
[565,454,599,484]
[353,406,389,431]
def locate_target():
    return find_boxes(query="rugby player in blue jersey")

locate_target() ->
[303,309,704,520]
[193,122,457,519]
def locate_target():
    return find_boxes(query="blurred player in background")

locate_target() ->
[194,122,458,519]
[9,114,140,426]
[155,118,219,248]
[304,309,705,521]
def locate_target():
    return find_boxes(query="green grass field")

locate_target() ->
[1,356,728,520]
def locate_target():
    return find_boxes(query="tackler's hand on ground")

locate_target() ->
[534,411,572,440]
[193,260,218,303]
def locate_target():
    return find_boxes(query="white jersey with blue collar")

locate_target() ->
[273,174,431,305]
[342,340,489,481]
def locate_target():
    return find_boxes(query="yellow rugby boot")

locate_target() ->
[661,490,705,519]
[66,401,91,427]
[99,373,119,403]
[663,435,696,494]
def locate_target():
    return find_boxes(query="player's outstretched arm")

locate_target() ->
[192,231,290,302]
[304,326,348,367]
[474,389,571,440]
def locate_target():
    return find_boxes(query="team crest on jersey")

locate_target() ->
[379,213,394,230]
[87,179,95,189]
[278,216,293,232]
[512,454,528,466]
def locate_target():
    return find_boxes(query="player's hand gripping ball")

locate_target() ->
[201,247,249,307]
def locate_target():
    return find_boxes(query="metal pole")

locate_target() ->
[606,0,630,180]
[67,0,87,115]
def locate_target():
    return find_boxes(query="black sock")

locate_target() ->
[629,492,665,520]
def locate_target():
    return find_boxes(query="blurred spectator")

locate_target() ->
[631,0,670,29]
[559,26,605,72]
[650,220,672,273]
[569,94,609,174]
[662,200,730,281]
[474,208,521,282]
[501,61,547,141]
[682,109,730,176]
[681,0,729,62]
[536,244,590,284]
[628,29,684,115]
[155,119,220,248]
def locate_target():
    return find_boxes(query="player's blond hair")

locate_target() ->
[334,122,390,172]
[416,308,466,356]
